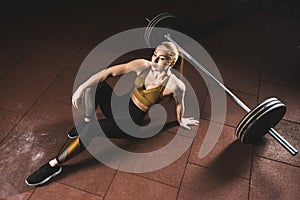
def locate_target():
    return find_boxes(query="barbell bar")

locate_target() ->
[145,13,298,155]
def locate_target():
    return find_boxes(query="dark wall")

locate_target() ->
[1,0,298,42]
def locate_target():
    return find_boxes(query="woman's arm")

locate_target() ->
[173,79,199,130]
[81,59,148,90]
[174,82,185,124]
[72,59,149,108]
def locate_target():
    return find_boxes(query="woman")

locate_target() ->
[25,41,199,186]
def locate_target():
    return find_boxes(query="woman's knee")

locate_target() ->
[78,120,101,143]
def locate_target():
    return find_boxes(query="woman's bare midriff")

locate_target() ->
[131,93,149,112]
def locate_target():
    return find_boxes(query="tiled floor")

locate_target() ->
[1,1,300,200]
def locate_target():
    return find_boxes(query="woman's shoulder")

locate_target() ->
[129,59,151,74]
[168,73,186,91]
[130,58,151,66]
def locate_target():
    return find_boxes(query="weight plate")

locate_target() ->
[240,102,286,144]
[236,97,279,138]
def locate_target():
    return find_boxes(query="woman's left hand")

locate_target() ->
[179,117,199,130]
[72,87,84,109]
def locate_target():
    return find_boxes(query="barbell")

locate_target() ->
[145,13,297,155]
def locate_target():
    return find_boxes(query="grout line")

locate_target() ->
[165,128,200,139]
[33,44,85,99]
[0,17,58,82]
[197,117,238,129]
[0,114,28,146]
[200,89,209,118]
[0,109,70,158]
[0,41,85,144]
[281,118,300,126]
[0,47,35,81]
[0,114,23,145]
[253,154,300,169]
[103,170,119,199]
[129,172,179,189]
[187,161,250,181]
[0,33,48,81]
[175,146,194,199]
[0,39,88,160]
[256,16,267,106]
[247,146,254,200]
[247,14,265,199]
[27,187,37,200]
[260,79,300,91]
[0,99,72,151]
[53,180,105,198]
[0,22,79,147]
[228,88,258,99]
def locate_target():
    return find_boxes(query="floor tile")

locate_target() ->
[215,52,261,96]
[66,40,96,70]
[43,67,77,105]
[9,98,72,151]
[0,137,58,199]
[0,42,36,80]
[189,119,253,179]
[120,132,191,187]
[261,15,300,89]
[261,49,300,90]
[215,14,264,95]
[0,14,52,59]
[5,190,33,200]
[197,28,224,61]
[219,13,265,50]
[178,163,249,200]
[105,172,178,200]
[158,95,201,134]
[250,156,300,200]
[0,3,54,41]
[138,149,190,188]
[40,15,99,54]
[181,56,210,103]
[20,43,75,70]
[117,127,195,172]
[30,182,103,200]
[0,107,22,143]
[253,120,300,167]
[177,51,211,100]
[259,81,300,123]
[201,87,258,127]
[0,44,75,114]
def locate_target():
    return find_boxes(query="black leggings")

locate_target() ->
[57,82,146,164]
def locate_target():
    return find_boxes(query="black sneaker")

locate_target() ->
[25,163,62,186]
[67,120,88,139]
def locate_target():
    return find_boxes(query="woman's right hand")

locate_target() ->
[72,87,84,109]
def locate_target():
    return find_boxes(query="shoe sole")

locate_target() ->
[25,166,62,186]
[67,134,78,139]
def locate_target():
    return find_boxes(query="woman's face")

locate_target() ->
[151,46,174,71]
